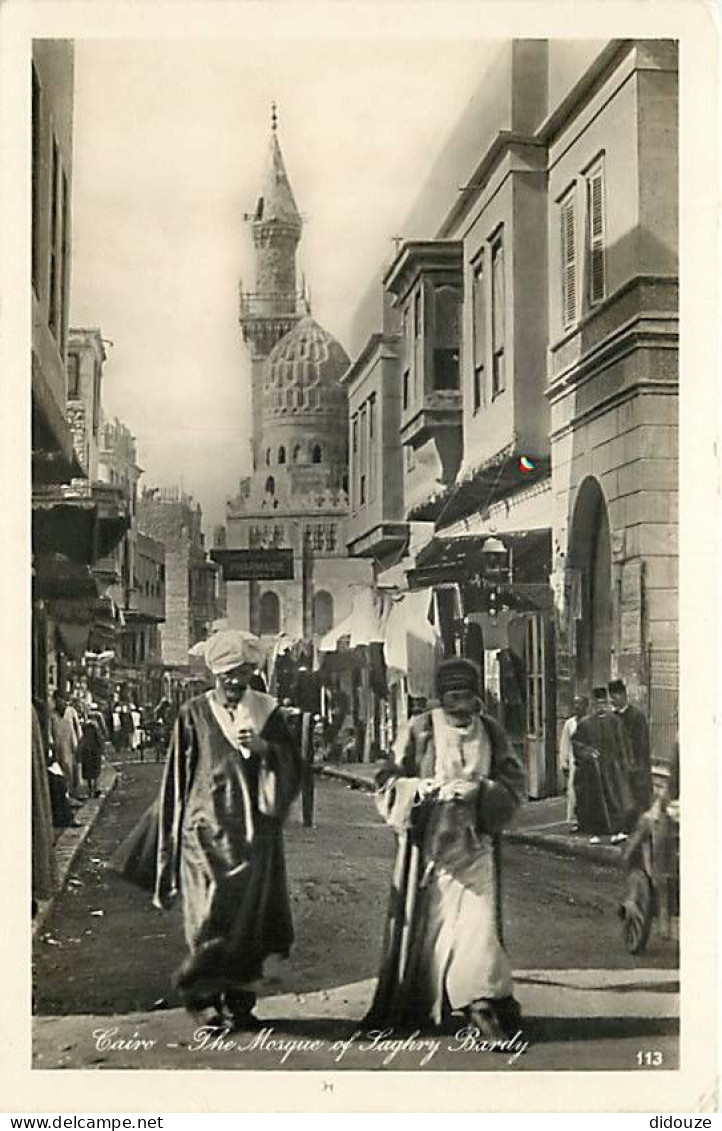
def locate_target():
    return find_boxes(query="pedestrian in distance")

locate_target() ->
[49,690,82,800]
[77,713,104,798]
[559,694,588,828]
[572,687,636,844]
[365,657,525,1040]
[608,678,653,819]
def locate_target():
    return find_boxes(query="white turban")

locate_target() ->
[204,630,266,676]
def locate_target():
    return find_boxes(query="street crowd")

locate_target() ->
[33,628,673,1044]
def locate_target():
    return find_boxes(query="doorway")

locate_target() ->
[569,476,613,691]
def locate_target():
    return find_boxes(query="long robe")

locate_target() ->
[366,708,525,1030]
[572,710,636,835]
[617,704,652,815]
[113,690,301,1003]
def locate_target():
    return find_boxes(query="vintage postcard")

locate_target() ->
[0,0,718,1115]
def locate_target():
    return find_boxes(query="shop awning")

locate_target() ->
[33,552,99,601]
[406,529,552,592]
[32,483,130,566]
[407,447,551,524]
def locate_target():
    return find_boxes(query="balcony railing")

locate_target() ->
[238,289,304,320]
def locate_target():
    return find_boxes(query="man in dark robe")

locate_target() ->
[152,630,301,1028]
[366,658,525,1039]
[572,687,636,841]
[608,678,652,818]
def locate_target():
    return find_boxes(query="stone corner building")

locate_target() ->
[223,112,372,641]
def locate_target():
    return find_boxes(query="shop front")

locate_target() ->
[406,530,557,799]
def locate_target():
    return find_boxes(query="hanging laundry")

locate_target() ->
[466,609,514,650]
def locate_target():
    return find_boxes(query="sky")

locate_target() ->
[70,38,496,533]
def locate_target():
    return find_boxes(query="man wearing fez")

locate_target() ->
[153,630,301,1028]
[572,686,636,842]
[366,657,525,1039]
[608,678,652,817]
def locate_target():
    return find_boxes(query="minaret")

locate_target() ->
[239,104,304,469]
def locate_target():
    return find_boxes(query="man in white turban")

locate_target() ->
[140,630,301,1028]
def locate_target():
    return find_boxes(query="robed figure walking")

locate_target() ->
[365,658,525,1039]
[113,630,301,1029]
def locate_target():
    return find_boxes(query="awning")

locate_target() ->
[407,447,551,524]
[406,529,552,591]
[32,483,130,566]
[33,552,99,601]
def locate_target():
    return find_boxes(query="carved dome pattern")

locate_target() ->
[264,317,349,419]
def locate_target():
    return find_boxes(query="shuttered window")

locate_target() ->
[491,233,506,398]
[586,159,606,306]
[560,190,577,329]
[351,415,359,510]
[472,259,485,412]
[359,403,367,506]
[368,393,377,502]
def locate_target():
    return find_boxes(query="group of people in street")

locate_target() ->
[559,679,652,843]
[37,625,661,1039]
[47,691,109,816]
[32,690,111,910]
[115,631,525,1042]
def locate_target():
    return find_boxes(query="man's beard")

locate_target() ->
[447,709,473,727]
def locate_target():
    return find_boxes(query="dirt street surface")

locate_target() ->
[33,766,678,1071]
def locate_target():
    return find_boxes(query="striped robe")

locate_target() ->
[366,708,525,1030]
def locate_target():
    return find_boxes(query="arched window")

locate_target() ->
[312,444,322,464]
[265,475,275,495]
[265,449,271,466]
[312,590,334,636]
[278,445,286,464]
[293,445,302,463]
[259,591,281,635]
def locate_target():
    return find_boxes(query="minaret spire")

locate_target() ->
[239,105,304,469]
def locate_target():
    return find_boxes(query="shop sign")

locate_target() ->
[211,548,294,581]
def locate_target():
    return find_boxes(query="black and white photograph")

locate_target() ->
[1,0,718,1116]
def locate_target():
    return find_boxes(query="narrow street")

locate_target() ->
[33,765,678,1071]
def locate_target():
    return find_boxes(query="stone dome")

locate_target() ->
[263,316,349,419]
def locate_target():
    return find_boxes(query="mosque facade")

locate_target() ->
[221,111,372,644]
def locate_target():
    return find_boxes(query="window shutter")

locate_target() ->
[473,266,485,367]
[560,195,577,328]
[472,263,485,411]
[588,167,606,305]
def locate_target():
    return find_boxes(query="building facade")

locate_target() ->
[121,531,166,704]
[31,41,77,490]
[66,329,106,481]
[219,112,372,645]
[545,40,678,763]
[31,44,129,718]
[137,488,218,694]
[343,38,678,791]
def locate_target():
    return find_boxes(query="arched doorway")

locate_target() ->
[259,590,281,635]
[312,590,334,636]
[569,476,613,690]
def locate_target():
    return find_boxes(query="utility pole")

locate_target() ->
[299,528,315,826]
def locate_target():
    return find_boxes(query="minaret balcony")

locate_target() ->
[239,289,304,320]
